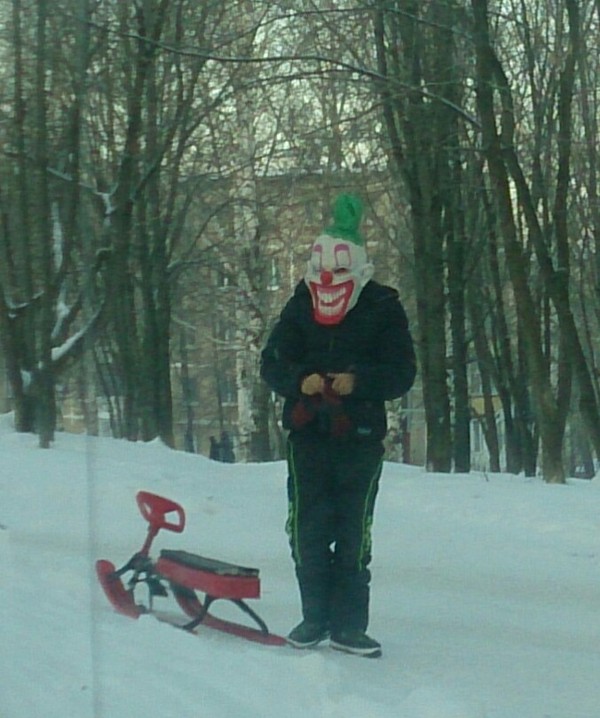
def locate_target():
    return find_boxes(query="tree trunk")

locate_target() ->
[33,0,55,448]
[447,166,470,473]
[467,282,500,472]
[373,1,452,472]
[437,0,470,473]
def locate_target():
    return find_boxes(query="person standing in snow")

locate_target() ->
[209,436,221,461]
[260,194,416,657]
[220,431,235,463]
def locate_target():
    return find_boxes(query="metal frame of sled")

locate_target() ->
[96,491,285,646]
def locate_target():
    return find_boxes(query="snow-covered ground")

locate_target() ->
[1,411,600,718]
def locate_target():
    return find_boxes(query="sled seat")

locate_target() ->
[156,549,260,600]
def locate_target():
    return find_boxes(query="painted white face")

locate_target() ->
[304,234,374,325]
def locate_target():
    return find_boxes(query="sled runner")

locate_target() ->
[96,490,285,646]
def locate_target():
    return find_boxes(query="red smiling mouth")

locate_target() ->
[309,280,353,324]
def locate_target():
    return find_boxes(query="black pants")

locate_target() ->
[286,433,384,633]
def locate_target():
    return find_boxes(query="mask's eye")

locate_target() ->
[334,243,352,272]
[311,244,323,271]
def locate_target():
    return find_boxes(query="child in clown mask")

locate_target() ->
[260,194,416,657]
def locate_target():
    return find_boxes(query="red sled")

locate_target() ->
[95,490,285,647]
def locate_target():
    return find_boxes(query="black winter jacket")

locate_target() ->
[260,280,416,442]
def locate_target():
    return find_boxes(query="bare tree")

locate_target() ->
[470,0,595,482]
[0,0,104,447]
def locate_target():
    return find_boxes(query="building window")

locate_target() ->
[181,376,198,404]
[219,375,237,404]
[217,265,230,288]
[214,318,234,343]
[268,257,280,290]
[472,420,482,453]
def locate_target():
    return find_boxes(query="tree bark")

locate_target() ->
[33,0,55,448]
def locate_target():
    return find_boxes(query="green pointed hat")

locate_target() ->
[323,193,364,246]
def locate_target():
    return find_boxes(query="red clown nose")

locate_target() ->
[320,269,334,286]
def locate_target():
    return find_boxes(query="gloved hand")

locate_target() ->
[301,373,325,396]
[328,372,355,396]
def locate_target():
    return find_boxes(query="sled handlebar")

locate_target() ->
[136,491,186,534]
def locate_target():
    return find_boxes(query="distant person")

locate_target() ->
[220,431,235,463]
[261,194,416,657]
[209,435,221,461]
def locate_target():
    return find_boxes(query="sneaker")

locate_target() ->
[330,629,382,658]
[287,620,329,649]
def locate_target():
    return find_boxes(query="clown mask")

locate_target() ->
[304,235,374,325]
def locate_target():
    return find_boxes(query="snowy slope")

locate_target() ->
[1,412,600,718]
